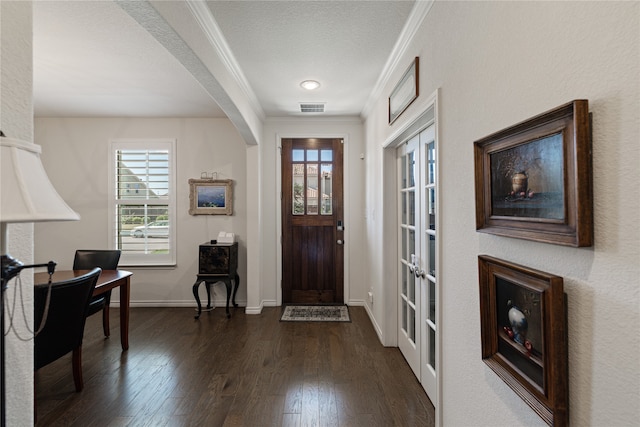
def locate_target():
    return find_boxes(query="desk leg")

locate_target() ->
[192,280,204,319]
[119,277,130,351]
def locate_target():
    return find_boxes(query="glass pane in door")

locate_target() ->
[429,325,436,369]
[292,164,304,214]
[320,164,333,214]
[306,164,318,214]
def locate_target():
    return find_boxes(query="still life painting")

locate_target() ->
[474,99,593,247]
[490,132,564,220]
[478,255,568,427]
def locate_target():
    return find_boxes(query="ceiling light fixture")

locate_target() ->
[300,80,320,90]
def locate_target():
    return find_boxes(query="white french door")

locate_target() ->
[397,124,438,402]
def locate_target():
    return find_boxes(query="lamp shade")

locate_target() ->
[0,137,80,223]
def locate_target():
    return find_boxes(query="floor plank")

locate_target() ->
[35,306,435,426]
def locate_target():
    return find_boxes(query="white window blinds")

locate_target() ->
[109,139,176,266]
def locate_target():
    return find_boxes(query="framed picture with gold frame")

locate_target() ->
[188,179,233,215]
[478,255,568,427]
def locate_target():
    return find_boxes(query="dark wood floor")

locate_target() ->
[35,306,435,426]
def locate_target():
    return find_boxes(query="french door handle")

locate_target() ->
[337,240,344,245]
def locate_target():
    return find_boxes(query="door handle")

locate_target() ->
[337,240,344,245]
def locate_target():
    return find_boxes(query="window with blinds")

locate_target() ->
[109,139,176,266]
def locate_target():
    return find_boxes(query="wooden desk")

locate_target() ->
[35,269,133,350]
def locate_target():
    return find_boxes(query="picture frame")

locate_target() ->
[388,57,419,124]
[478,255,568,427]
[188,179,233,216]
[474,100,593,247]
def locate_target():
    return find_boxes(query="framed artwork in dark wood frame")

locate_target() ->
[474,100,593,246]
[388,57,419,124]
[478,255,568,427]
[188,179,233,216]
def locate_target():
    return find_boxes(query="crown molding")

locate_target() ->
[186,0,265,121]
[361,0,435,120]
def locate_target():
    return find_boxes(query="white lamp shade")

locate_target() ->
[0,137,80,223]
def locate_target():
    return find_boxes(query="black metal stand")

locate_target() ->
[1,257,55,426]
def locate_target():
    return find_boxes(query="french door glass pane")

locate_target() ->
[402,192,407,224]
[409,305,416,342]
[409,191,415,226]
[408,264,415,304]
[429,326,436,369]
[402,300,407,331]
[429,279,436,323]
[408,151,415,188]
[409,229,415,262]
[428,188,436,230]
[293,149,304,162]
[402,228,407,261]
[402,156,408,189]
[428,234,436,277]
[427,141,435,184]
[402,264,408,295]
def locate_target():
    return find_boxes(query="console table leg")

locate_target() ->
[232,273,240,308]
[192,280,203,319]
[205,281,213,309]
[224,279,232,318]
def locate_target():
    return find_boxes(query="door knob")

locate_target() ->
[337,240,344,245]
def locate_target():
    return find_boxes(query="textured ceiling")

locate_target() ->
[33,0,416,119]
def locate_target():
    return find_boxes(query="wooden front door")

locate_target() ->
[281,138,344,304]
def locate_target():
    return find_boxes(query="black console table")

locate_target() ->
[192,242,239,319]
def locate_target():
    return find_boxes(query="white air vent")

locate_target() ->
[300,103,325,113]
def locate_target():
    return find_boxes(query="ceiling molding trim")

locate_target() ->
[361,0,435,120]
[186,0,265,121]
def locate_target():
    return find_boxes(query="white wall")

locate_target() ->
[1,1,35,424]
[34,117,248,308]
[259,118,366,307]
[364,1,639,426]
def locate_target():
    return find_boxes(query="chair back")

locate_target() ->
[73,249,121,270]
[34,268,102,370]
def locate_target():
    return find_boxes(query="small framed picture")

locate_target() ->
[188,179,233,216]
[474,100,593,246]
[478,255,568,426]
[388,57,419,124]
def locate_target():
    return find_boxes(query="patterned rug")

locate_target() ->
[280,305,350,322]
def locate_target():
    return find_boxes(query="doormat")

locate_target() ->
[280,305,350,322]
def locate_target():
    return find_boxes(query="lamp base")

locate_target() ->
[1,253,24,290]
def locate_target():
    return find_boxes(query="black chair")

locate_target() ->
[72,250,121,338]
[34,267,102,392]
